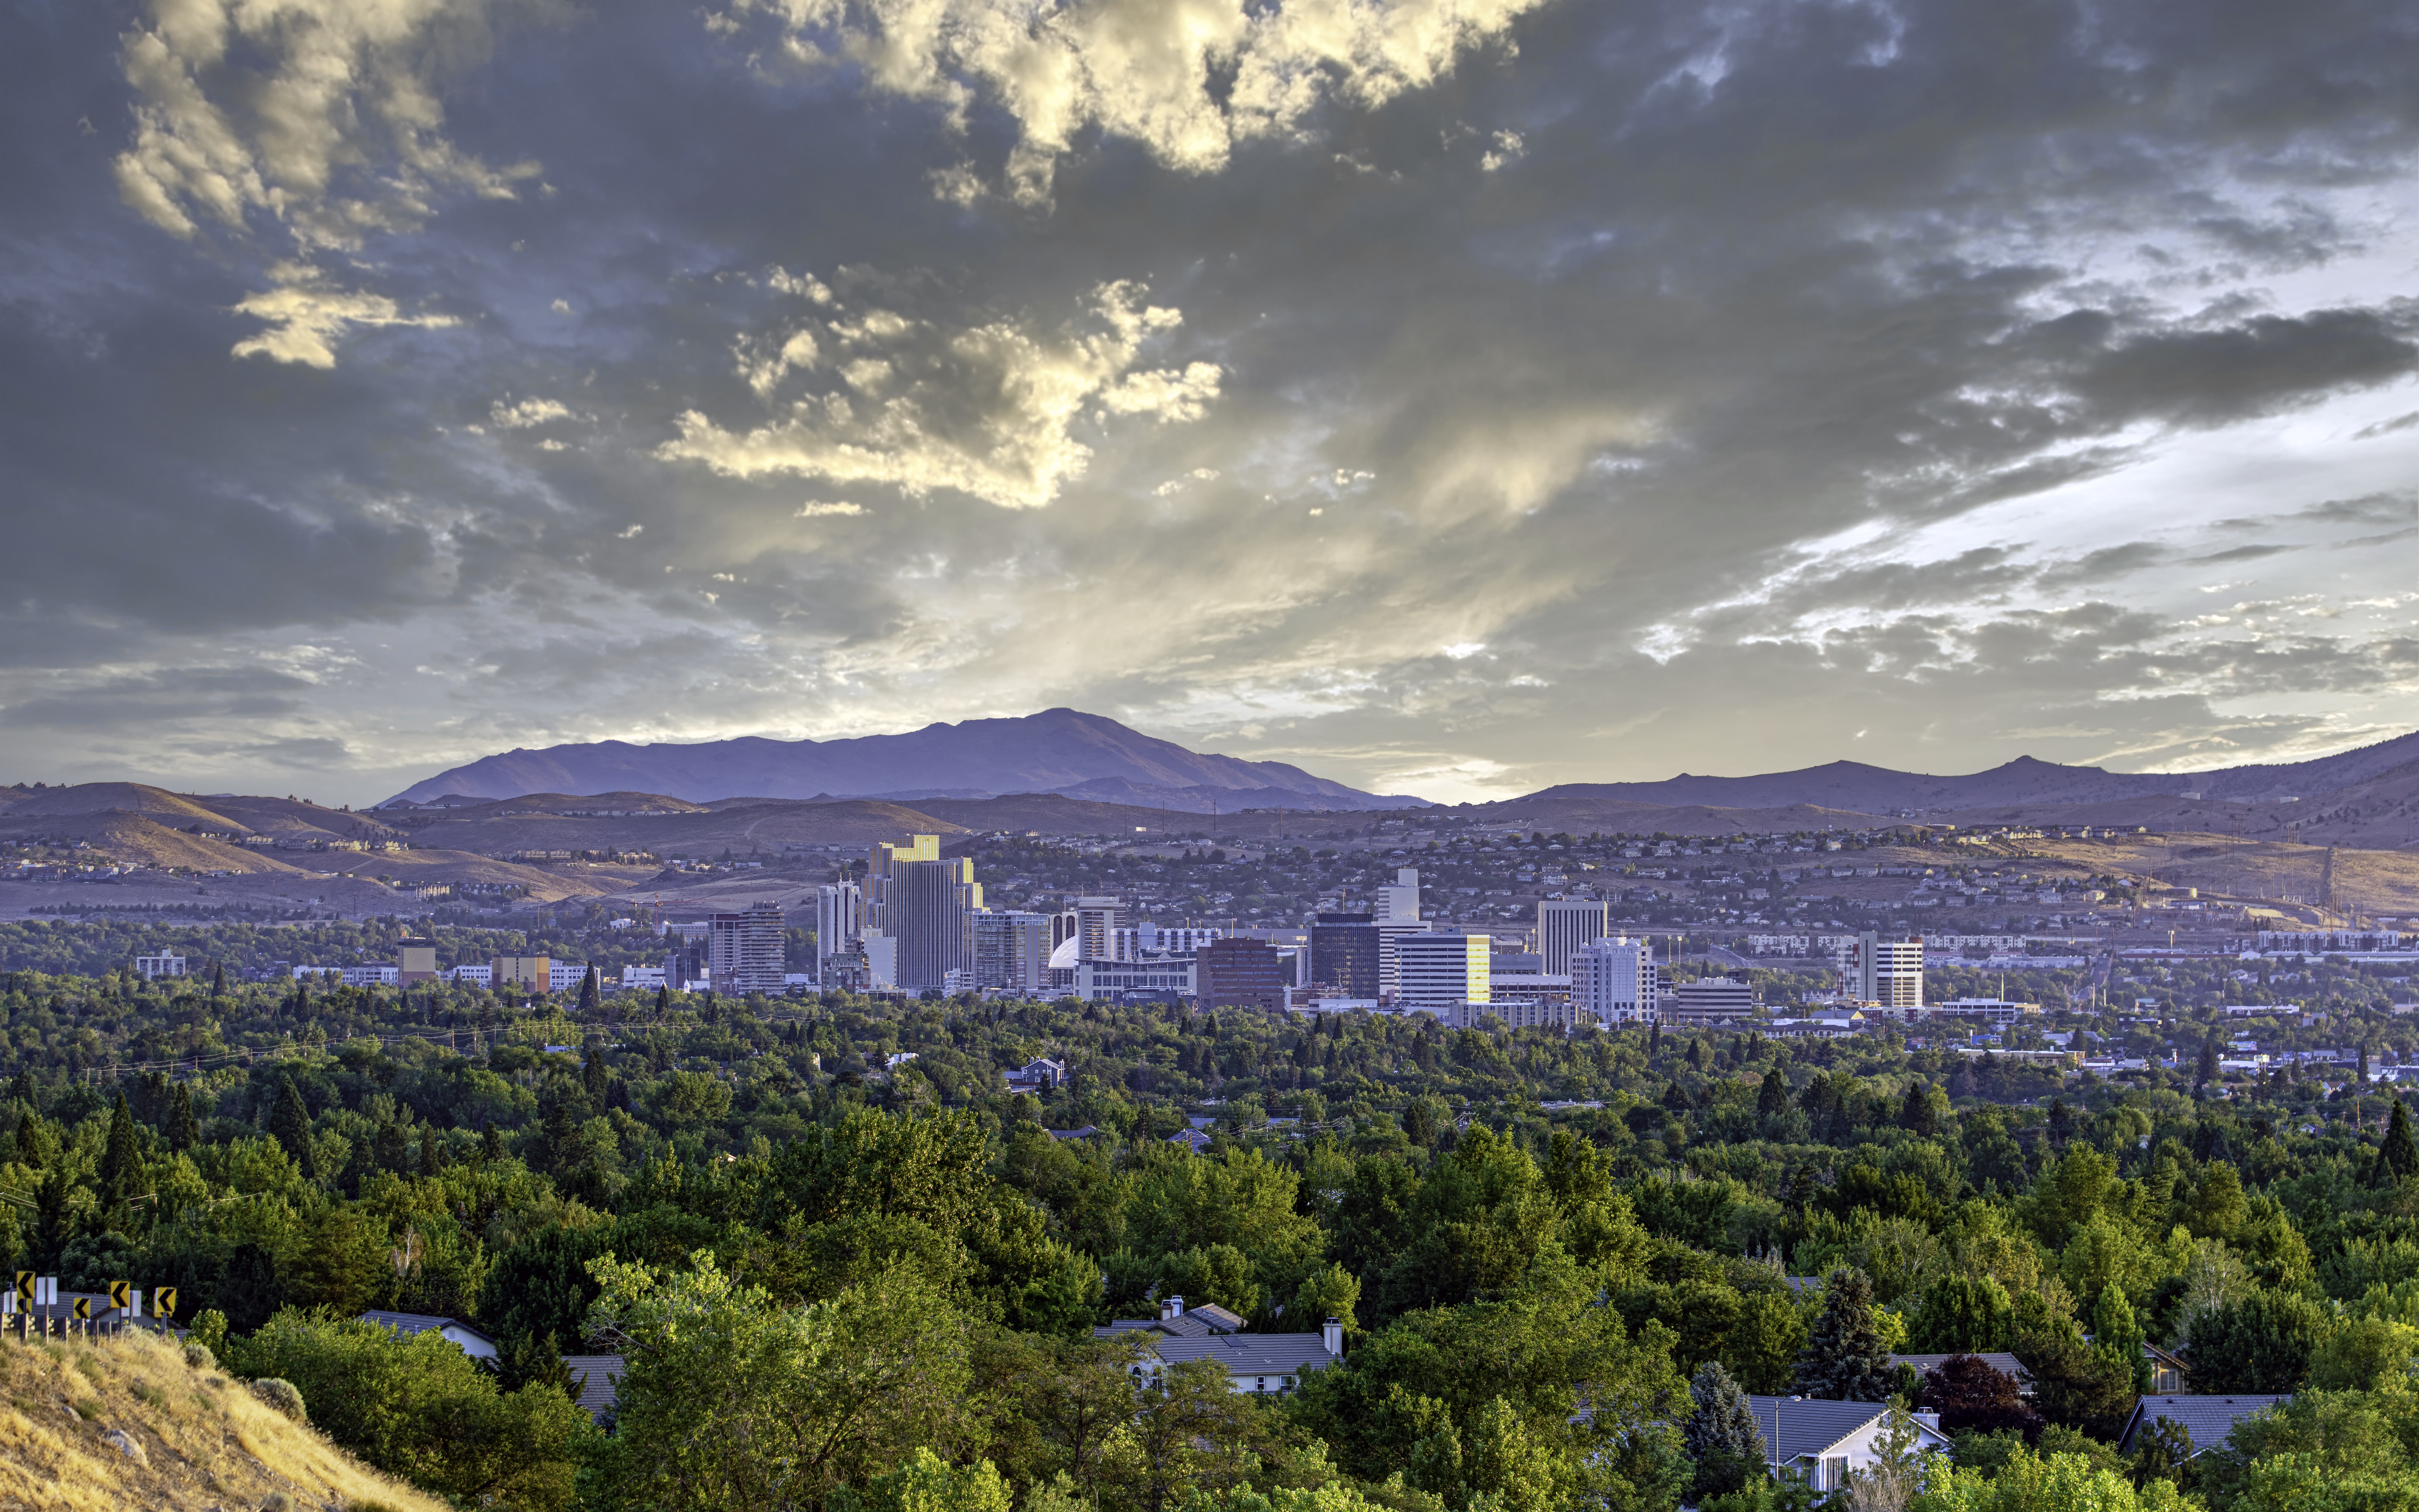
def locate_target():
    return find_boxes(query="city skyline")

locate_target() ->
[8,0,2419,806]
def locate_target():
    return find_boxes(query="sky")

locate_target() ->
[5,0,2419,808]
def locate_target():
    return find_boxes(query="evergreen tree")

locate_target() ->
[167,1081,199,1152]
[1684,1360,1766,1498]
[2196,1036,2219,1090]
[2374,1098,2419,1187]
[656,984,671,1015]
[420,1126,445,1177]
[98,1091,141,1212]
[269,1075,311,1163]
[578,965,600,1014]
[1794,1267,1896,1402]
[2048,1097,2076,1148]
[584,1045,610,1106]
[1901,1078,1939,1137]
[209,960,226,996]
[1649,1022,1661,1056]
[2092,1283,2150,1395]
[1661,1079,1695,1114]
[1757,1067,1789,1120]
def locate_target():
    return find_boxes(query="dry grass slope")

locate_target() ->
[0,1331,445,1512]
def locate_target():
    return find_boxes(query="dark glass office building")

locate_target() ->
[1309,912,1381,999]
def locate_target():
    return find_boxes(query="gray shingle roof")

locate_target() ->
[2120,1395,2289,1456]
[1130,1332,1339,1375]
[1893,1353,2032,1386]
[563,1355,624,1424]
[1743,1397,1953,1465]
[359,1309,494,1344]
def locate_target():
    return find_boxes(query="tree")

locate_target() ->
[2091,1284,2150,1397]
[228,1308,586,1510]
[1684,1361,1766,1500]
[268,1076,311,1163]
[2196,1037,2219,1091]
[584,1250,973,1512]
[2128,1419,2194,1494]
[97,1091,141,1215]
[1901,1080,1939,1138]
[1925,1446,2192,1512]
[2371,1098,2419,1187]
[1920,1355,2041,1439]
[2186,1290,2327,1394]
[1794,1268,1895,1402]
[1910,1275,2013,1354]
[1757,1069,1789,1121]
[167,1081,199,1152]
[578,965,601,1013]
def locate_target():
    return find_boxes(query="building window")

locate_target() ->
[1822,1458,1848,1491]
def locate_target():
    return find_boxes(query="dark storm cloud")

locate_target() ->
[9,0,2419,797]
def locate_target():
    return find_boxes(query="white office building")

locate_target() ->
[1572,937,1655,1025]
[1535,898,1611,975]
[1397,932,1490,1017]
[1837,932,1924,1008]
[1072,897,1127,960]
[1375,868,1423,1000]
[134,953,187,980]
[815,882,866,974]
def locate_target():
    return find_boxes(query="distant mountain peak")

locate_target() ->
[383,710,1426,812]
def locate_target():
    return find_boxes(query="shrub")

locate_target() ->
[251,1377,308,1422]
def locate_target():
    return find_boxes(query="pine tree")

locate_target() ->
[420,1126,445,1177]
[1794,1267,1897,1402]
[2196,1036,2219,1090]
[209,960,226,996]
[584,1046,609,1106]
[98,1092,140,1211]
[1901,1078,1939,1137]
[268,1075,311,1163]
[1684,1361,1766,1498]
[578,964,600,1013]
[1649,1022,1661,1056]
[656,984,671,1015]
[168,1081,199,1152]
[1757,1067,1789,1120]
[2371,1097,2419,1187]
[2092,1282,2150,1395]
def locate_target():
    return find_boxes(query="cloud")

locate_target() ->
[114,0,540,251]
[658,280,1221,508]
[797,500,866,516]
[490,396,575,429]
[738,0,1549,202]
[227,263,460,368]
[112,0,540,366]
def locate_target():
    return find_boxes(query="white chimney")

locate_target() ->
[1162,1295,1184,1321]
[1322,1317,1343,1356]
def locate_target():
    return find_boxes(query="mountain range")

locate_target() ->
[381,708,1427,813]
[1517,729,2419,813]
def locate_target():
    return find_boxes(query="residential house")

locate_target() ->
[2119,1395,2289,1458]
[1744,1397,1953,1492]
[1094,1297,1342,1396]
[359,1310,499,1360]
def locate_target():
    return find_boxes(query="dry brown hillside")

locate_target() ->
[0,1329,445,1512]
